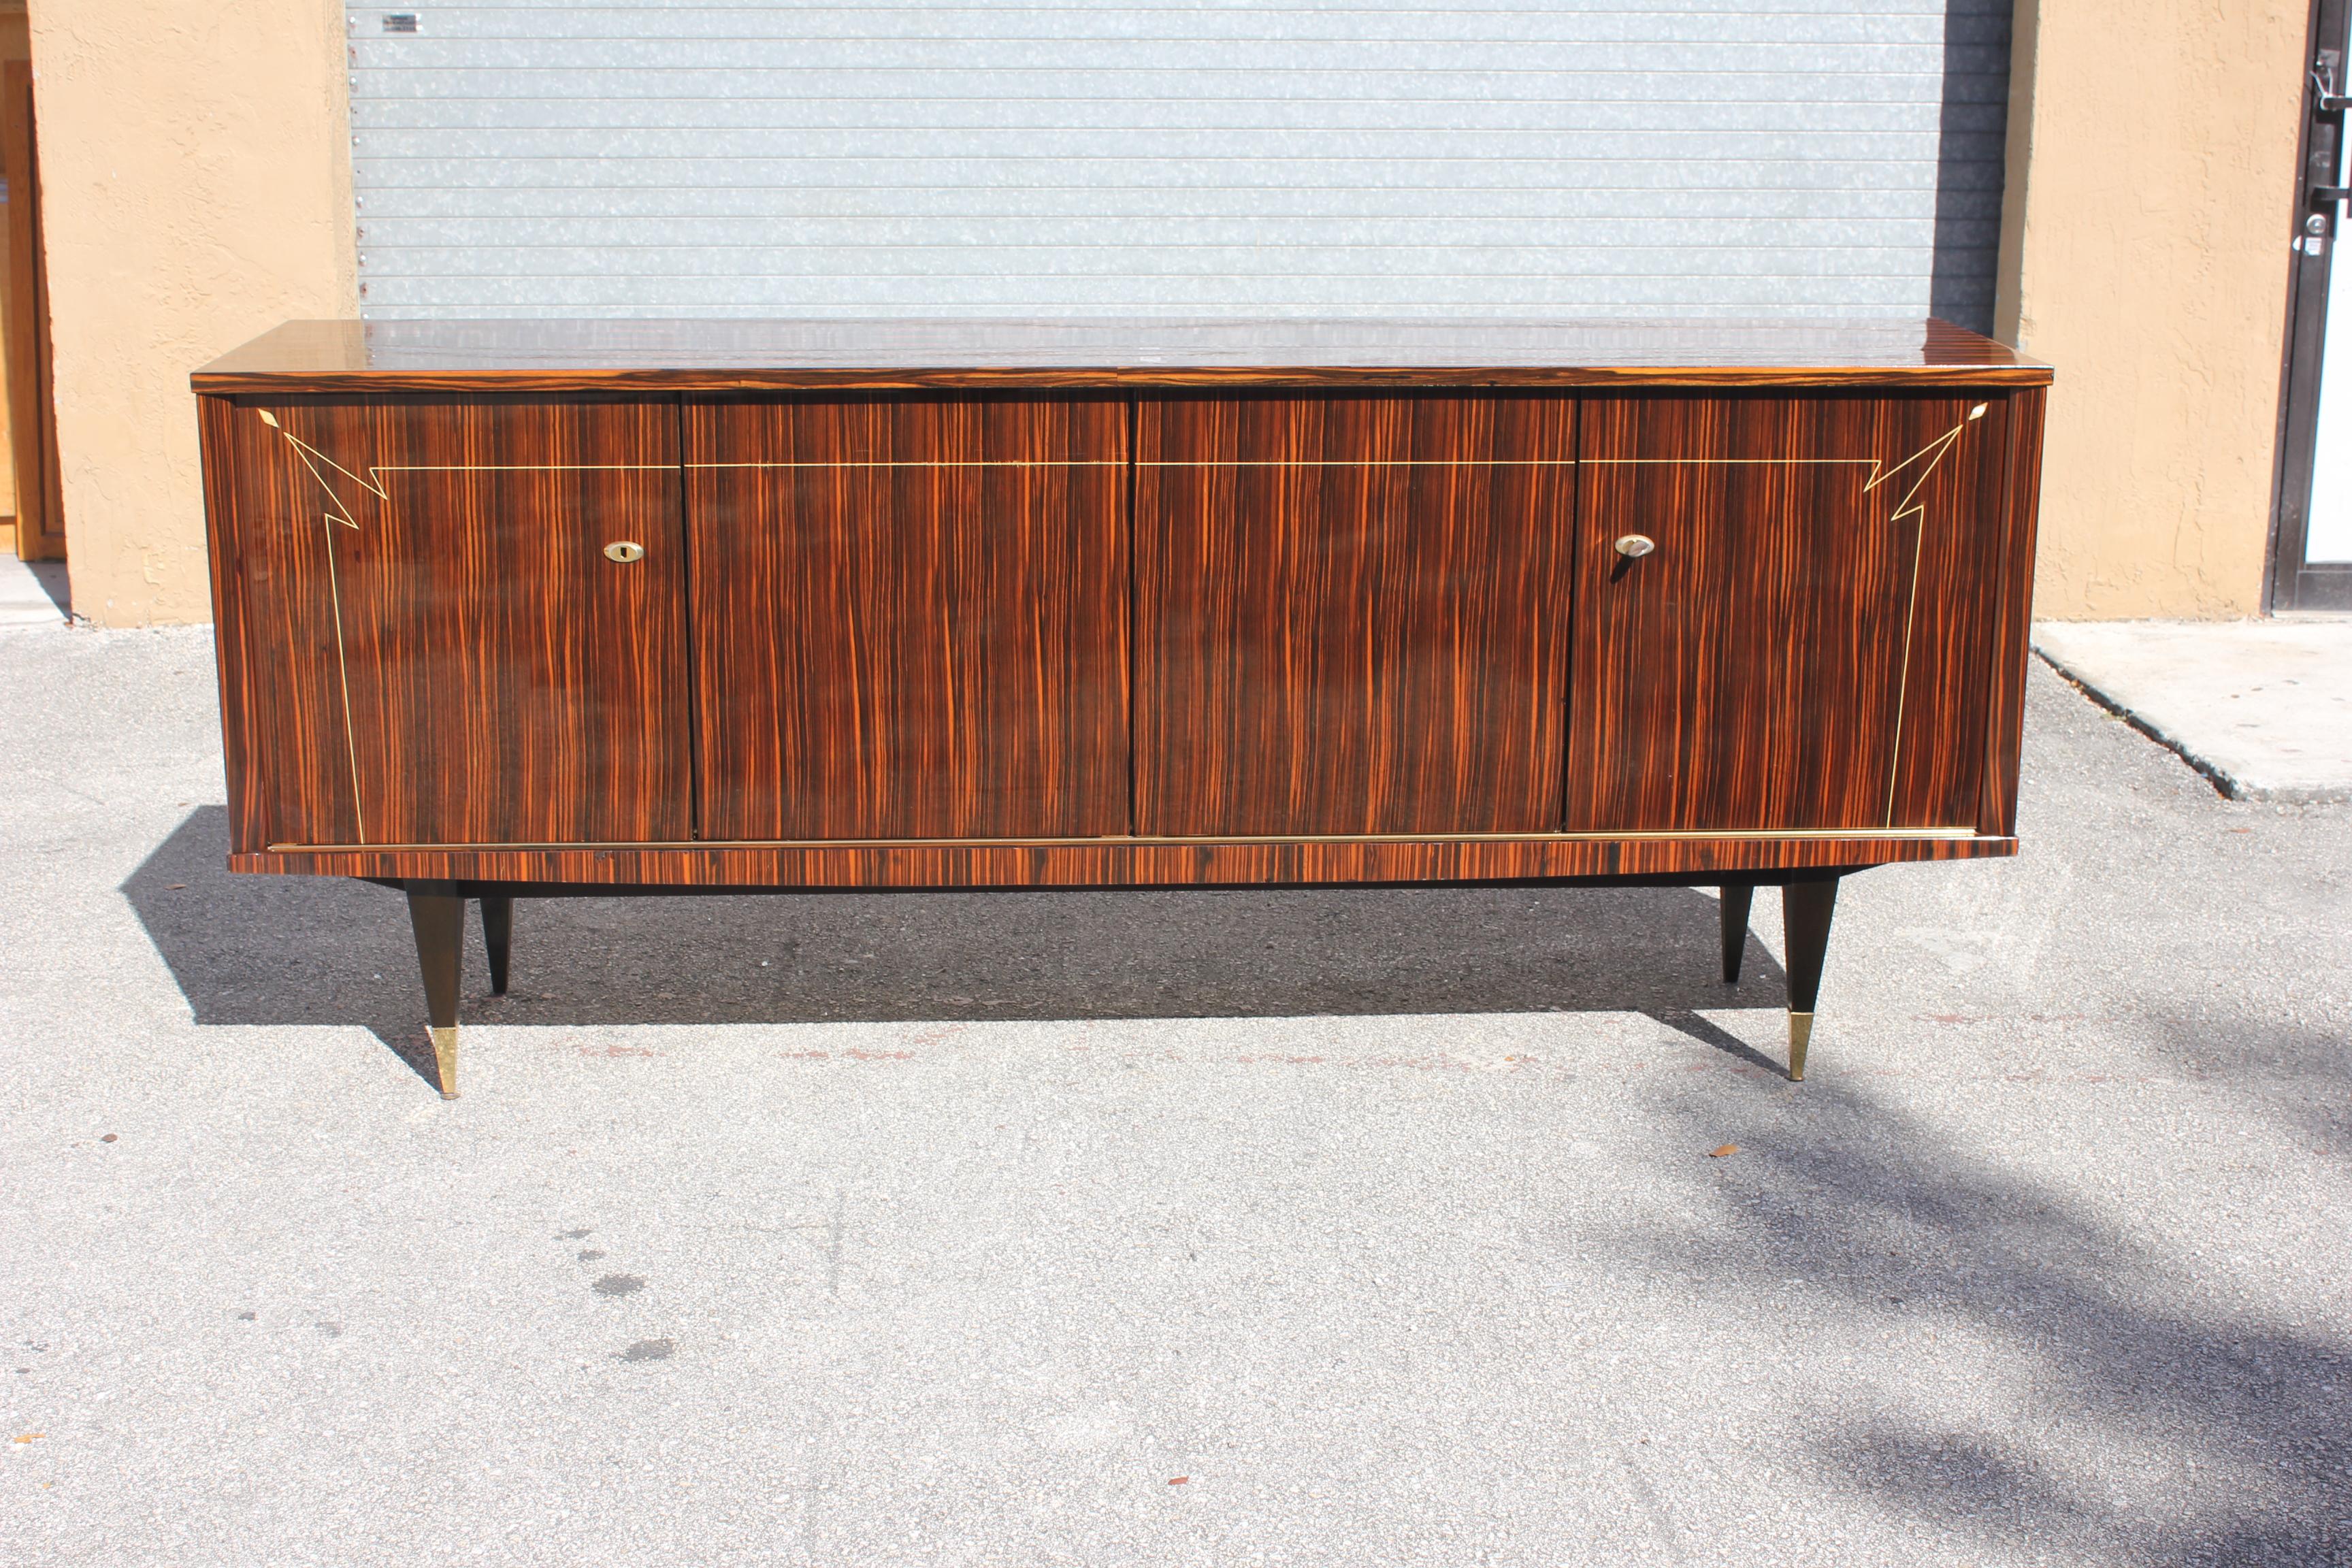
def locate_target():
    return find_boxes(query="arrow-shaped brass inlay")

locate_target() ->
[1586,404,1987,825]
[259,402,1987,847]
[259,409,372,844]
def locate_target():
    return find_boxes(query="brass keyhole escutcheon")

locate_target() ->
[603,540,646,564]
[1614,534,1656,559]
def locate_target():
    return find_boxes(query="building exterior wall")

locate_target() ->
[29,0,355,624]
[1999,0,2311,619]
[10,0,2320,624]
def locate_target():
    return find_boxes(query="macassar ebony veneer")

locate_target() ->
[193,318,2051,1098]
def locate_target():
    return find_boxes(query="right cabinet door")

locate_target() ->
[1565,393,2014,833]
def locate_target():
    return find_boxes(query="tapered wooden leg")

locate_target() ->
[1780,877,1840,1082]
[480,894,512,996]
[406,884,465,1098]
[1719,884,1755,984]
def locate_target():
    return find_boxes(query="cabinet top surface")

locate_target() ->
[193,317,2051,393]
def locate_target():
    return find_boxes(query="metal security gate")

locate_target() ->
[2272,0,2352,610]
[344,1,2009,328]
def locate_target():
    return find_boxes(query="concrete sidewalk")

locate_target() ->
[0,550,70,630]
[2,623,2347,1566]
[2034,619,2352,803]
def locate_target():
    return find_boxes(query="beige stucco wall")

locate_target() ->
[2000,0,2310,618]
[15,0,2315,622]
[30,0,355,624]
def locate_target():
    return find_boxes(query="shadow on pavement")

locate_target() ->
[125,807,1795,1088]
[1620,1081,2352,1565]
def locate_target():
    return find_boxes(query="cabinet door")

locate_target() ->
[1136,394,1576,836]
[206,396,689,848]
[687,396,1129,840]
[1564,394,2012,833]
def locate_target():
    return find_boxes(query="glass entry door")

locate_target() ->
[2275,0,2352,610]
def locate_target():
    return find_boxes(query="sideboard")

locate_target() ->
[191,318,2050,1098]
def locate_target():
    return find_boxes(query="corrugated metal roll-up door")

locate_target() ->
[344,1,2009,329]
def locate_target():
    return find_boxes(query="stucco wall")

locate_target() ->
[1999,0,2310,619]
[29,0,355,625]
[16,0,2316,623]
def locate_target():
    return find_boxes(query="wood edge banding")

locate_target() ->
[266,828,1991,853]
[225,834,2019,888]
[191,365,2057,397]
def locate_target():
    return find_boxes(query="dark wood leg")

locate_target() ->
[1780,877,1840,1082]
[406,883,465,1098]
[1719,884,1755,984]
[480,894,512,996]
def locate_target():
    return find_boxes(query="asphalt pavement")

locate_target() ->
[2,620,2347,1567]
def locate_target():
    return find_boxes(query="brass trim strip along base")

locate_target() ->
[267,828,1990,854]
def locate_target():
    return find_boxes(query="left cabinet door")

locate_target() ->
[204,397,690,849]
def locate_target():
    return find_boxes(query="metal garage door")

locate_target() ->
[344,1,2010,329]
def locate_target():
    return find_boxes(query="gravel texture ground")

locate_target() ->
[2,621,2347,1567]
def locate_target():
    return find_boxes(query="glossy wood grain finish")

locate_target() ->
[1134,393,1575,834]
[199,395,689,850]
[230,830,2012,889]
[1978,385,2048,836]
[193,317,2053,395]
[191,321,2058,1094]
[687,395,1130,839]
[1564,393,2010,833]
[196,317,2049,900]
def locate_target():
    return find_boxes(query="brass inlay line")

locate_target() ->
[318,517,364,845]
[256,402,1993,849]
[688,459,1126,468]
[1874,404,1987,825]
[1585,409,1988,828]
[267,827,1989,855]
[370,463,673,471]
[258,410,371,845]
[284,459,1126,475]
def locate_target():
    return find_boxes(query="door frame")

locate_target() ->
[0,59,61,564]
[2269,0,2352,611]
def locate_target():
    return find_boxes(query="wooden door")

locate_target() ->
[203,396,689,849]
[1563,393,2013,833]
[687,395,1129,840]
[1,60,62,563]
[1135,394,1577,836]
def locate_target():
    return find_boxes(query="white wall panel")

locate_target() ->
[345,1,2009,325]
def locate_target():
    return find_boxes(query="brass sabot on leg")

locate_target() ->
[431,1025,459,1099]
[1787,1011,1814,1083]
